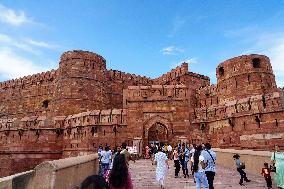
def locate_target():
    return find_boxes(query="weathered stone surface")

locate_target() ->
[0,51,283,177]
[0,154,99,189]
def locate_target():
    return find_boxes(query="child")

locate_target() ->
[261,163,272,189]
[233,154,251,186]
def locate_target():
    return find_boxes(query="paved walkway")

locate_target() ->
[129,159,272,189]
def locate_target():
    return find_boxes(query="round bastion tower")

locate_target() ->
[53,50,110,115]
[216,54,277,103]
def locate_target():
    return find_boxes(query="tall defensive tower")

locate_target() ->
[53,50,109,115]
[216,54,277,103]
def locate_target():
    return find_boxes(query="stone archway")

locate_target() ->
[143,115,173,146]
[148,122,168,144]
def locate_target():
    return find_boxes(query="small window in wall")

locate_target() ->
[219,67,224,76]
[200,123,205,131]
[252,58,261,68]
[255,116,261,127]
[42,100,49,108]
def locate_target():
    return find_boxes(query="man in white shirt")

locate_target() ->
[167,144,173,160]
[189,144,196,175]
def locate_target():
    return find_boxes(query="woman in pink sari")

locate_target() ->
[145,145,150,159]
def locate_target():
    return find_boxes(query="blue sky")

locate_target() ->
[0,0,284,87]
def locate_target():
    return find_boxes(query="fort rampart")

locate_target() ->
[0,50,283,177]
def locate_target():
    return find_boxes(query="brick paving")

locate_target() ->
[129,159,273,189]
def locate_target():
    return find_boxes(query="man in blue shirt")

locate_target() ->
[100,146,112,176]
[201,143,216,189]
[233,154,251,186]
[180,143,190,178]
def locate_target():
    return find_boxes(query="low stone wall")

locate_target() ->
[0,153,99,189]
[213,148,272,175]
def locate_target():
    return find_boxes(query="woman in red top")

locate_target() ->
[109,154,133,189]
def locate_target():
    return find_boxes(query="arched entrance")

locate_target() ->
[143,115,173,147]
[148,122,168,145]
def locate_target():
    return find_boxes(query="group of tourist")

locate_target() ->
[75,142,135,189]
[149,142,216,189]
[74,143,284,189]
[151,143,284,189]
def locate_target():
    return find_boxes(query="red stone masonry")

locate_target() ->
[0,51,283,177]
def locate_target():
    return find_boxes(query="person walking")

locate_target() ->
[154,146,169,189]
[120,143,135,165]
[261,162,272,189]
[100,146,112,177]
[271,145,284,189]
[173,146,180,178]
[151,143,158,165]
[167,144,173,160]
[145,145,150,159]
[109,154,133,189]
[233,154,251,186]
[192,145,209,189]
[180,143,190,178]
[202,143,216,189]
[190,144,196,175]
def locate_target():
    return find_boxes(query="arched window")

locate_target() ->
[252,58,261,68]
[219,67,224,76]
[42,100,49,108]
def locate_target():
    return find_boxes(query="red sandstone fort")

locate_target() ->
[0,50,283,177]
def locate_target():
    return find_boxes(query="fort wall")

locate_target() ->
[0,51,283,177]
[0,70,58,118]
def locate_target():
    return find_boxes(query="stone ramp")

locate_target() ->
[129,159,268,189]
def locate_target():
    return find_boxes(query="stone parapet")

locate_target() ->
[0,154,99,189]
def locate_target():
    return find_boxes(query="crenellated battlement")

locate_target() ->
[0,69,58,90]
[153,63,189,84]
[194,91,283,122]
[216,54,273,81]
[107,69,152,85]
[0,108,126,132]
[60,50,106,64]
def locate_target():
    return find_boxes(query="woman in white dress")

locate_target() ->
[154,146,169,189]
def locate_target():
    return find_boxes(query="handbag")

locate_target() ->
[270,152,276,173]
[240,162,245,169]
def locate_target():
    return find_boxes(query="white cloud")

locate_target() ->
[0,4,32,26]
[0,33,40,54]
[161,46,184,55]
[0,48,42,79]
[24,38,59,49]
[0,33,60,55]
